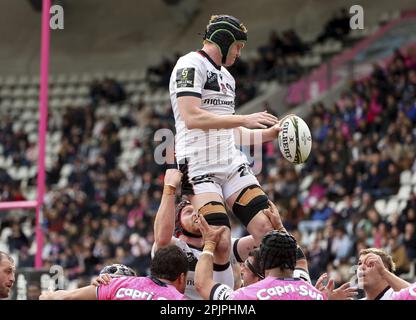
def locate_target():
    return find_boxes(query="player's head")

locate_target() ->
[259,231,297,274]
[99,264,137,277]
[151,245,189,293]
[0,251,15,299]
[203,14,247,66]
[241,248,264,286]
[175,199,201,238]
[357,248,395,290]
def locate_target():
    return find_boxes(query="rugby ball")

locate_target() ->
[277,115,312,164]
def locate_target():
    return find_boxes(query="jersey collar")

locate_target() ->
[197,50,221,71]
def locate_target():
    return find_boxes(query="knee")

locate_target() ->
[232,185,269,227]
[214,228,231,261]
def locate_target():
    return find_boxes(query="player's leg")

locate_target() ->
[188,191,231,266]
[224,164,274,246]
[179,161,231,265]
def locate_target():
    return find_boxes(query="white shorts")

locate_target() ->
[178,149,260,200]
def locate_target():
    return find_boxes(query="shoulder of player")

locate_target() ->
[175,52,207,71]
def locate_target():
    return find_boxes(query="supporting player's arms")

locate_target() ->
[153,169,182,251]
[233,200,288,261]
[178,96,278,130]
[39,285,97,300]
[195,215,229,300]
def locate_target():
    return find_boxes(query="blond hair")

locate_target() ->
[359,248,396,272]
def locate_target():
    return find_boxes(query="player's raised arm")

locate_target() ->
[39,285,97,300]
[363,253,411,291]
[153,169,183,251]
[194,215,228,300]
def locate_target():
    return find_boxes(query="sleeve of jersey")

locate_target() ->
[209,283,235,300]
[392,283,416,300]
[97,283,111,300]
[174,58,205,99]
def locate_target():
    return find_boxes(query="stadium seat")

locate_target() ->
[374,199,386,215]
[397,185,412,201]
[18,75,30,86]
[411,171,416,186]
[60,164,73,177]
[68,74,80,85]
[400,170,412,185]
[29,166,38,178]
[16,167,30,181]
[385,197,399,216]
[64,86,77,96]
[0,87,13,98]
[26,87,38,98]
[12,87,25,99]
[5,75,18,87]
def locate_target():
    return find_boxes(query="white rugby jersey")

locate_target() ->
[152,236,240,300]
[360,287,395,300]
[169,50,239,165]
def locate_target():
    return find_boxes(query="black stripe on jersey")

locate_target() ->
[210,283,222,300]
[232,238,244,263]
[374,286,391,300]
[188,258,230,272]
[177,91,202,98]
[198,50,221,70]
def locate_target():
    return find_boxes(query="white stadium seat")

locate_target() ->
[385,197,399,216]
[397,185,412,201]
[374,199,386,215]
[400,170,412,185]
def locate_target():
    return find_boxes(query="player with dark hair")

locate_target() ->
[240,249,264,287]
[39,245,188,300]
[195,216,357,300]
[0,251,15,299]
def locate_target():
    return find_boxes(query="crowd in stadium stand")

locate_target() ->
[260,48,416,283]
[1,14,416,289]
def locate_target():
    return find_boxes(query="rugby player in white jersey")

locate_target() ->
[169,14,283,251]
[357,248,410,300]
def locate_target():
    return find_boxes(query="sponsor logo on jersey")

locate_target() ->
[256,284,324,300]
[176,68,195,88]
[115,287,164,300]
[202,98,234,106]
[204,71,220,91]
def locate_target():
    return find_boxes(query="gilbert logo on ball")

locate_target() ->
[278,115,312,164]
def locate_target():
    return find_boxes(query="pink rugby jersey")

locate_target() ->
[210,277,326,300]
[97,276,187,300]
[391,283,416,300]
